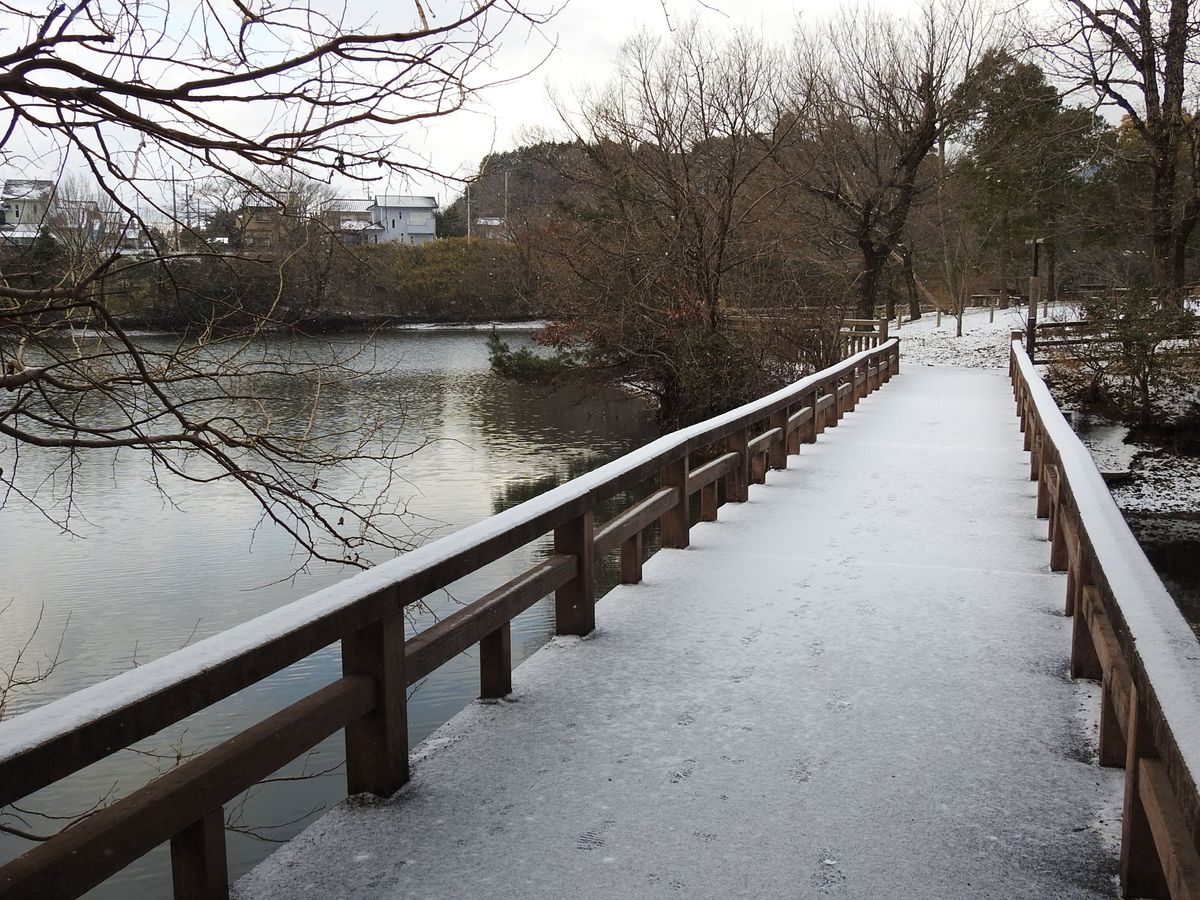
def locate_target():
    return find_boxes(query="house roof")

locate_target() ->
[372,195,438,210]
[0,224,44,239]
[327,198,373,213]
[2,179,54,203]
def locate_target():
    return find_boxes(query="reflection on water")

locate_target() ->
[0,329,657,898]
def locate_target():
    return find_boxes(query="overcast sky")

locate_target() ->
[394,0,880,204]
[398,0,1047,206]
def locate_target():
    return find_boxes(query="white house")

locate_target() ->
[0,179,55,244]
[369,195,437,245]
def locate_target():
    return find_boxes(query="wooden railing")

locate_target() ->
[0,339,901,900]
[839,317,889,356]
[1011,338,1200,900]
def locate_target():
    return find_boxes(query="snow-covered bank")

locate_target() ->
[897,304,1200,516]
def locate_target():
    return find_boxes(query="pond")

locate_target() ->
[0,328,658,898]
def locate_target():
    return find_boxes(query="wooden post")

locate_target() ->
[700,483,718,521]
[787,413,802,455]
[750,449,767,485]
[555,511,596,635]
[1099,671,1127,769]
[620,532,643,583]
[171,808,228,900]
[479,622,512,699]
[769,409,788,470]
[1070,600,1102,680]
[343,607,409,797]
[661,456,691,549]
[811,387,826,438]
[724,428,749,502]
[1120,684,1171,898]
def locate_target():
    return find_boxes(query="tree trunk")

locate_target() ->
[884,264,896,320]
[859,248,888,320]
[902,247,921,320]
[998,209,1011,308]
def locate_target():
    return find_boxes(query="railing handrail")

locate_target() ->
[0,339,899,796]
[1010,338,1200,894]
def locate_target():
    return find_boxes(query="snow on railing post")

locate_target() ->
[660,456,691,549]
[554,512,595,636]
[342,598,409,797]
[170,807,227,900]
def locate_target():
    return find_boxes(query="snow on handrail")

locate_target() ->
[0,340,898,767]
[1011,338,1200,891]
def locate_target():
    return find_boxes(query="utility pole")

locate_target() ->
[171,167,179,251]
[1026,237,1044,358]
[466,183,472,244]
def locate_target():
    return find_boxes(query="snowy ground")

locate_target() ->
[896,304,1200,515]
[236,369,1121,900]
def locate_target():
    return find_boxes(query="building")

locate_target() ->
[472,216,507,240]
[0,179,55,244]
[369,195,437,245]
[323,198,382,246]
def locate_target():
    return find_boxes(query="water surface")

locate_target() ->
[0,329,657,898]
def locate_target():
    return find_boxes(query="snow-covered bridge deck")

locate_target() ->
[235,366,1123,899]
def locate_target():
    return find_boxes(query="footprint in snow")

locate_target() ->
[811,851,847,892]
[788,753,816,784]
[676,706,699,726]
[730,666,755,684]
[669,759,697,784]
[576,818,616,851]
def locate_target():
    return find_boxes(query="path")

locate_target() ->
[234,367,1123,900]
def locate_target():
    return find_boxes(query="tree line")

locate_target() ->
[475,2,1199,427]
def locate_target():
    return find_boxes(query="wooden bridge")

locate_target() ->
[2,335,1200,899]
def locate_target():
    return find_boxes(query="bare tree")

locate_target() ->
[0,1,557,565]
[1035,0,1200,299]
[524,24,810,424]
[790,0,995,320]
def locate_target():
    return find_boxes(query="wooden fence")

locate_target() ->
[0,340,900,900]
[839,318,889,356]
[1011,338,1200,900]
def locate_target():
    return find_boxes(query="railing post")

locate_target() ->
[1120,684,1171,899]
[724,428,749,502]
[620,531,643,583]
[811,387,825,438]
[661,455,690,549]
[343,603,409,797]
[479,622,512,699]
[171,808,228,900]
[555,511,595,635]
[700,483,718,521]
[769,408,788,470]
